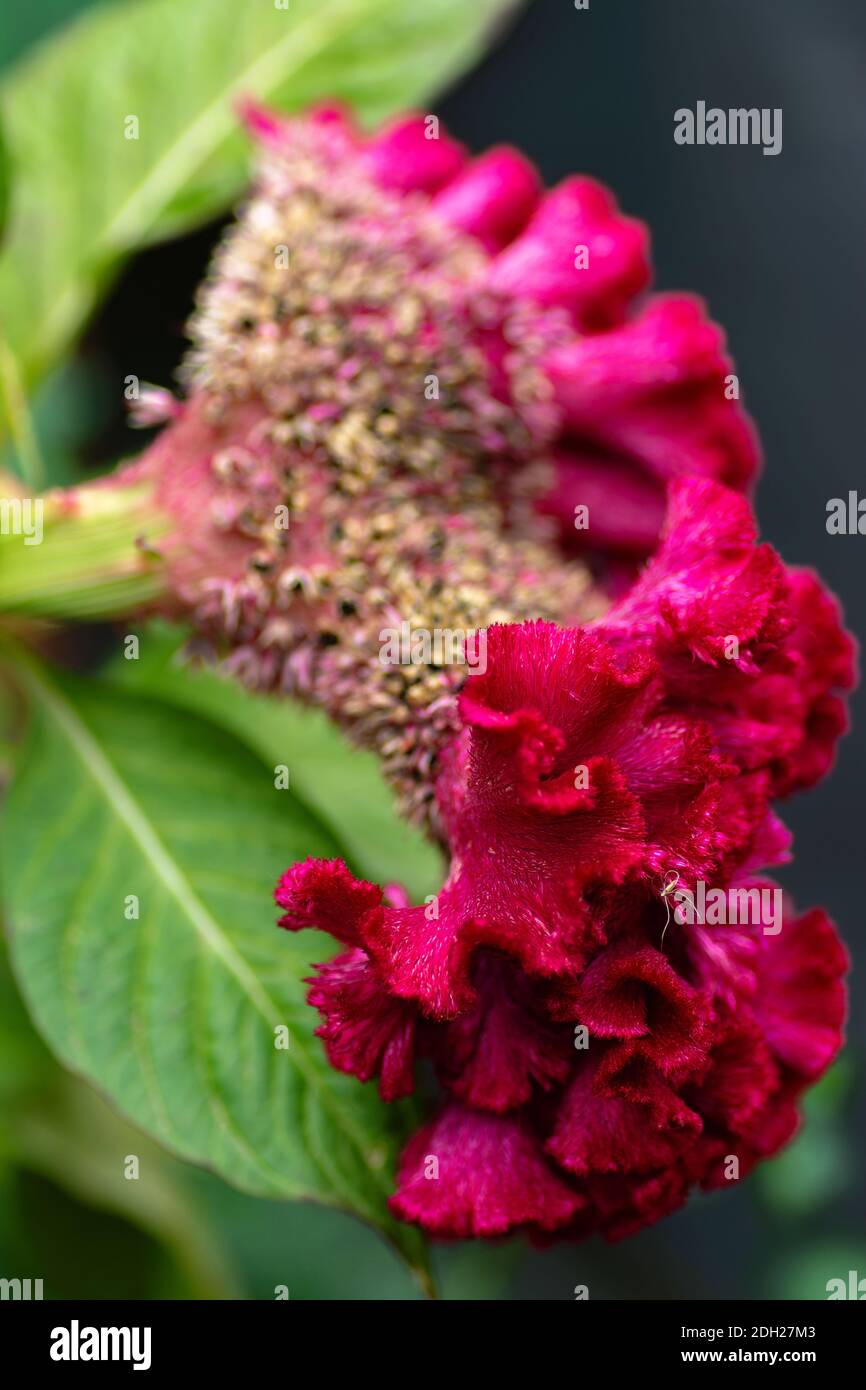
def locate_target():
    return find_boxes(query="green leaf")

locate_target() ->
[766,1240,866,1301]
[0,0,101,77]
[756,1061,855,1217]
[4,1077,243,1299]
[108,621,444,901]
[0,938,239,1297]
[0,937,55,1105]
[0,655,432,1288]
[0,109,9,245]
[757,1122,853,1219]
[188,1171,426,1300]
[0,0,520,410]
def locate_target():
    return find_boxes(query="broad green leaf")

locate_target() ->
[108,620,445,902]
[0,0,520,411]
[0,657,432,1287]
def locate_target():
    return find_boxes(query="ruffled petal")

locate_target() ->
[390,1104,583,1236]
[582,1165,692,1242]
[433,147,541,251]
[362,113,467,194]
[603,476,790,666]
[551,936,711,1081]
[546,294,760,489]
[307,947,417,1100]
[432,954,572,1112]
[767,569,857,795]
[753,906,848,1078]
[274,857,381,945]
[539,448,667,554]
[486,177,650,328]
[359,877,604,1022]
[547,1051,702,1177]
[683,1014,779,1135]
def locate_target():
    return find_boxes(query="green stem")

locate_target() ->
[0,478,170,620]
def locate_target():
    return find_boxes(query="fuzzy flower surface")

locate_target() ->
[92,105,852,1241]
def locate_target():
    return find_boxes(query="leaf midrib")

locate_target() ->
[32,0,398,361]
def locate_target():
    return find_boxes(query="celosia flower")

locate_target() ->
[92,102,767,819]
[275,478,852,1238]
[28,105,853,1241]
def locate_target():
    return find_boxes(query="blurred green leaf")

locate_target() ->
[767,1240,866,1301]
[0,938,54,1104]
[0,0,100,75]
[436,1239,519,1300]
[0,110,8,245]
[0,941,238,1296]
[0,936,420,1300]
[0,359,111,487]
[108,620,444,901]
[188,1170,425,1300]
[756,1061,855,1218]
[0,336,44,486]
[757,1124,853,1219]
[6,1077,243,1298]
[29,362,111,483]
[6,1170,188,1299]
[0,655,432,1288]
[0,0,520,419]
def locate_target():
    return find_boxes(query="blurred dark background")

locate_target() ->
[2,0,864,1298]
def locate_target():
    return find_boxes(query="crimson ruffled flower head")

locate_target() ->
[73,104,853,1242]
[275,481,852,1239]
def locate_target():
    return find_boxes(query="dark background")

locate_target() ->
[2,0,864,1298]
